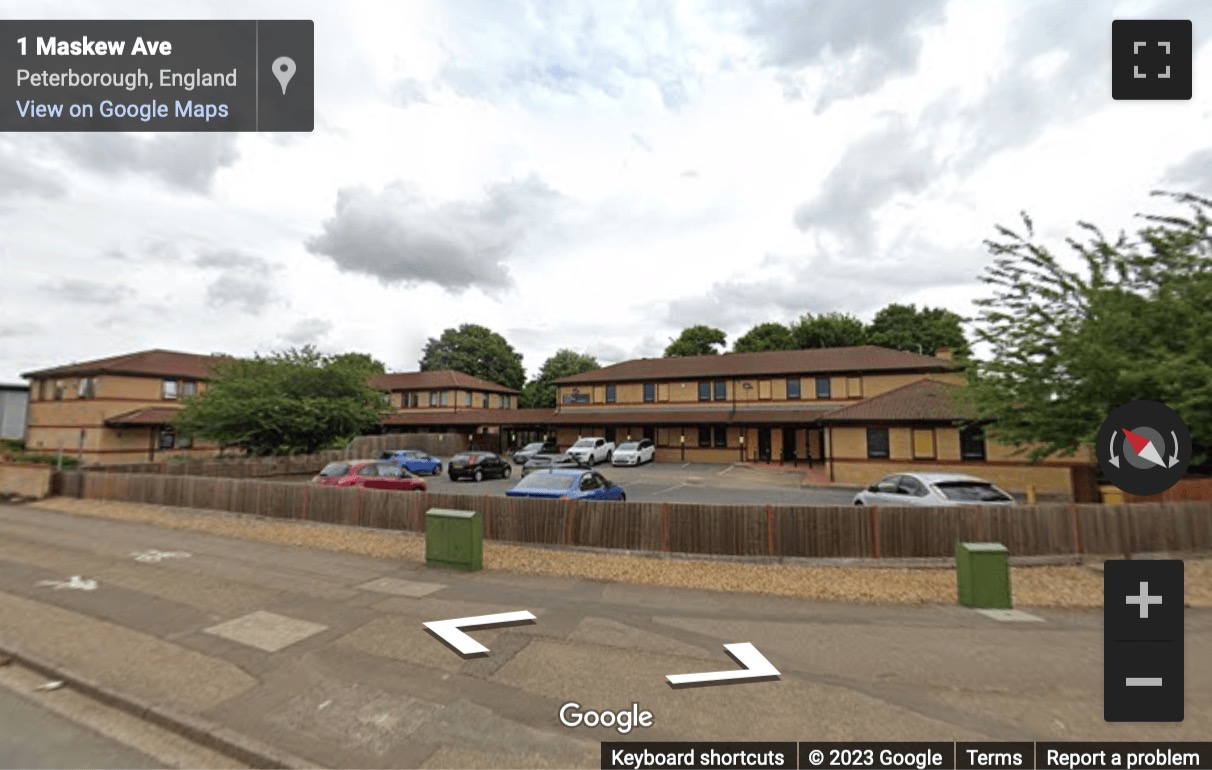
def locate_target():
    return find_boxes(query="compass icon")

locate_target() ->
[1098,400,1191,496]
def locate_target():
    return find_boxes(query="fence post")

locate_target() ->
[870,506,882,559]
[301,483,310,520]
[353,486,363,527]
[661,503,671,552]
[1069,504,1082,555]
[566,498,576,546]
[765,505,774,556]
[974,507,984,540]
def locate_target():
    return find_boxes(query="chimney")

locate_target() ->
[934,348,953,360]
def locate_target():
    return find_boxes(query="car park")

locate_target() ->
[448,451,512,482]
[311,460,428,491]
[611,438,654,466]
[852,472,1015,506]
[565,437,614,465]
[378,449,443,476]
[505,468,626,501]
[520,452,587,477]
[512,440,558,464]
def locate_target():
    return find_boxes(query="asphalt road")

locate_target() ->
[0,502,1207,769]
[0,686,158,769]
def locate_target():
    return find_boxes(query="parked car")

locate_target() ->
[513,440,558,464]
[311,460,428,491]
[448,451,512,482]
[378,449,443,476]
[505,469,626,501]
[565,437,614,466]
[611,438,655,466]
[852,473,1015,506]
[521,453,587,477]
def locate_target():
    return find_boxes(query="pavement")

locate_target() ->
[0,501,1207,769]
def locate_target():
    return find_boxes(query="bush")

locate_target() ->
[10,452,80,468]
[1,439,25,453]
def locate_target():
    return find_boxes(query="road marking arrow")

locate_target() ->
[423,611,536,658]
[666,642,780,689]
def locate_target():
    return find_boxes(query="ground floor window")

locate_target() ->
[158,427,176,449]
[960,424,987,460]
[866,428,889,458]
[698,426,711,447]
[605,426,616,443]
[713,426,727,447]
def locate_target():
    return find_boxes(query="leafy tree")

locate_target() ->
[732,322,795,353]
[519,349,600,408]
[965,192,1212,466]
[419,324,525,390]
[789,312,867,348]
[664,325,726,357]
[174,346,389,455]
[866,303,969,356]
[331,352,386,375]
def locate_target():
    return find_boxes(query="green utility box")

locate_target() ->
[955,542,1011,609]
[425,508,482,571]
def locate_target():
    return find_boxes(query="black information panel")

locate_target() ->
[0,20,312,131]
[1104,559,1185,722]
[600,743,1212,770]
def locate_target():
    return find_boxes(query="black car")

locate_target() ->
[448,451,512,482]
[521,452,589,477]
[512,440,559,464]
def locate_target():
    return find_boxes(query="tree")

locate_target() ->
[732,322,795,353]
[789,312,867,348]
[965,192,1212,466]
[866,303,969,356]
[664,325,726,357]
[174,346,389,455]
[330,352,386,375]
[519,349,601,408]
[419,324,525,390]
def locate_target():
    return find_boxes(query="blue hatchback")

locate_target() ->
[378,449,443,476]
[505,468,626,501]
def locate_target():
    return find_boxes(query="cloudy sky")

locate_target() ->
[3,0,1211,383]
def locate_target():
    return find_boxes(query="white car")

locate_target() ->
[565,437,614,466]
[611,439,655,466]
[852,473,1016,506]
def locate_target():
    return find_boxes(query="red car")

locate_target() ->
[311,460,428,491]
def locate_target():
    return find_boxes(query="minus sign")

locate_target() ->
[1126,678,1163,686]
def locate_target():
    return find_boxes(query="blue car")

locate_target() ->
[505,468,626,501]
[378,449,443,476]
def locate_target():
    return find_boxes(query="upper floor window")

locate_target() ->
[713,381,726,401]
[960,425,987,460]
[465,391,473,407]
[182,380,197,397]
[698,382,710,401]
[815,377,831,399]
[406,392,419,408]
[866,428,890,459]
[36,380,45,401]
[498,394,509,408]
[429,390,439,406]
[53,380,65,400]
[162,379,178,400]
[643,383,655,403]
[482,393,490,408]
[786,378,801,400]
[605,384,616,403]
[77,377,95,399]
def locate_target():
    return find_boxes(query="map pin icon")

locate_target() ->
[272,56,296,95]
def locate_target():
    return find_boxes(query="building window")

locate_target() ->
[960,425,987,460]
[866,428,890,459]
[54,381,65,400]
[37,380,45,401]
[786,378,801,400]
[713,381,726,401]
[178,434,193,449]
[429,390,439,406]
[606,384,616,403]
[698,426,711,447]
[498,394,507,408]
[162,379,178,399]
[698,382,710,401]
[482,393,490,408]
[158,427,176,449]
[605,426,616,443]
[643,383,655,403]
[815,377,831,399]
[77,377,95,399]
[713,426,727,448]
[182,381,197,397]
[465,391,473,406]
[407,392,418,408]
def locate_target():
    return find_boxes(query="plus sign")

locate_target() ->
[1126,581,1163,619]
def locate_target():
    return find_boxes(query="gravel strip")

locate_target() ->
[23,498,1212,609]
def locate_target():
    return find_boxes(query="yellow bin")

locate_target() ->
[1100,485,1125,505]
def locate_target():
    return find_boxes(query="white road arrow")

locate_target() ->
[666,643,780,689]
[423,611,536,658]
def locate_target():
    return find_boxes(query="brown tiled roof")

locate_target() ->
[549,405,839,425]
[817,379,978,423]
[104,407,182,426]
[555,345,959,384]
[381,408,552,426]
[23,349,231,380]
[371,370,519,395]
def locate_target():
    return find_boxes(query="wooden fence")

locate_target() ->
[84,433,470,479]
[51,471,1212,559]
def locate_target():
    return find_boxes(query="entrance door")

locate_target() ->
[757,428,772,462]
[807,428,824,462]
[643,426,655,442]
[781,427,797,463]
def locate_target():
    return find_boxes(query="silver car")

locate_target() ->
[611,439,654,466]
[852,472,1016,506]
